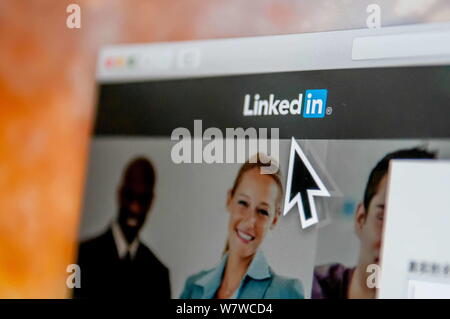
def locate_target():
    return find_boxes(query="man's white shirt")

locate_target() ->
[111,221,139,260]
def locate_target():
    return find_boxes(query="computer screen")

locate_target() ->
[76,22,450,299]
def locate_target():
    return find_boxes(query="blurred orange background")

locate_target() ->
[0,0,449,298]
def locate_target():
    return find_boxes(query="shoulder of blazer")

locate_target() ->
[179,269,212,299]
[80,228,114,247]
[78,228,115,261]
[265,273,305,299]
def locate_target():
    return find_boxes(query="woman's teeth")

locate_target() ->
[237,230,254,241]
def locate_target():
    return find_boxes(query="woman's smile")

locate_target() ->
[236,228,255,244]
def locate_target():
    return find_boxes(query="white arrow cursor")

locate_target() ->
[284,137,330,229]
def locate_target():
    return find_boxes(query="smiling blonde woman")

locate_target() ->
[180,154,304,299]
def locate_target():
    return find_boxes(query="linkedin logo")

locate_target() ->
[303,89,328,118]
[243,89,329,118]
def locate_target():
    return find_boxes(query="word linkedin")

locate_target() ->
[171,120,279,174]
[243,89,328,118]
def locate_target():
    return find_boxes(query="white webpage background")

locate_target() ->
[379,161,450,298]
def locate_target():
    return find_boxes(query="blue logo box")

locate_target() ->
[303,89,328,118]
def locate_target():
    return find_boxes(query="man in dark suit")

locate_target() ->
[75,157,171,299]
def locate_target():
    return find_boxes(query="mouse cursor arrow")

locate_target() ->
[283,138,330,229]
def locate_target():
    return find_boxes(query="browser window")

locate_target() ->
[75,22,450,299]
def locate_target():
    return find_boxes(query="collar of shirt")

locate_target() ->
[194,249,272,298]
[111,221,140,260]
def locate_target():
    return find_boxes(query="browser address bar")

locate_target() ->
[352,30,450,60]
